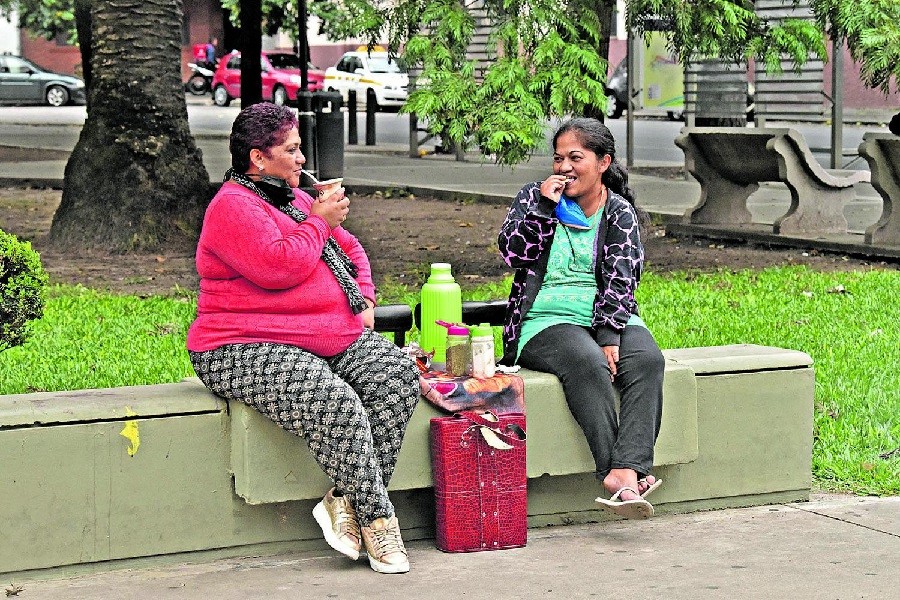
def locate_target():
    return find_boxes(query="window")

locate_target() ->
[368,56,405,74]
[5,57,35,74]
[266,54,300,69]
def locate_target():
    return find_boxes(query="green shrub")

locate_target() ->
[0,229,49,351]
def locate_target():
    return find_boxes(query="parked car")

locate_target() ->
[0,55,86,107]
[324,47,408,110]
[211,51,324,107]
[604,59,628,119]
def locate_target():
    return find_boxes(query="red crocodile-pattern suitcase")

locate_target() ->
[430,411,527,552]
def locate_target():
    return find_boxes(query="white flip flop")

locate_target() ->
[595,486,654,519]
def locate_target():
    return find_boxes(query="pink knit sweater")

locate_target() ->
[186,182,376,357]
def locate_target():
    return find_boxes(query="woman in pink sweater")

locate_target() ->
[187,103,418,574]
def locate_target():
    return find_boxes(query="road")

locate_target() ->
[0,100,885,171]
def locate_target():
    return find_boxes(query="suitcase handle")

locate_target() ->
[458,411,526,450]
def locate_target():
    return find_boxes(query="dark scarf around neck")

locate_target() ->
[225,168,368,315]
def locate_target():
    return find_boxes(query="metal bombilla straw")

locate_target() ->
[300,168,320,185]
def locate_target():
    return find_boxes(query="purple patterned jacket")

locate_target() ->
[497,181,644,363]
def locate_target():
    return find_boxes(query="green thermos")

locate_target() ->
[419,263,462,367]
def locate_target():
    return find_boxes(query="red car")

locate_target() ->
[211,50,324,107]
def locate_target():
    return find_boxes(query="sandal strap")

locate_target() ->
[609,487,640,502]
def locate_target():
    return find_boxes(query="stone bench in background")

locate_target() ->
[675,127,870,236]
[858,132,900,245]
[1,342,813,579]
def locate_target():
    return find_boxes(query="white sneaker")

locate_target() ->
[312,488,361,560]
[361,516,409,574]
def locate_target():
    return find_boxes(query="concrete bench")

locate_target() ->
[858,132,900,245]
[0,339,814,578]
[675,127,870,236]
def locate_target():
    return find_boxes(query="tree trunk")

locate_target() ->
[584,1,615,122]
[50,0,211,252]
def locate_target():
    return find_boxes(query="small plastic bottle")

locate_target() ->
[470,323,496,378]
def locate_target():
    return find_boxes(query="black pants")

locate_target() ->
[518,323,665,479]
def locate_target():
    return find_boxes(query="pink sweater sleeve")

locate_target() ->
[201,192,333,290]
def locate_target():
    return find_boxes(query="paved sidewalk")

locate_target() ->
[13,494,899,599]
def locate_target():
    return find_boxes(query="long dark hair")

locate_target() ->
[553,117,636,207]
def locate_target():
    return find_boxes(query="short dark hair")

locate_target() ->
[229,102,299,172]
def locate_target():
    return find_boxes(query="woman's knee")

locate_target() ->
[630,343,664,372]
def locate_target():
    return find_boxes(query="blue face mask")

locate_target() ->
[555,196,590,229]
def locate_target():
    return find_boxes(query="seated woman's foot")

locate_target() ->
[312,488,361,560]
[596,468,654,519]
[602,469,641,501]
[361,516,410,574]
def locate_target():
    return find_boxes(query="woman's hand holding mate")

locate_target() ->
[311,187,350,229]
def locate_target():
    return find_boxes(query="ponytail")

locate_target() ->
[602,159,635,207]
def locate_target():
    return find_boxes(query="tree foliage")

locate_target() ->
[309,0,826,162]
[813,0,900,94]
[220,0,299,37]
[310,0,611,163]
[628,1,826,73]
[0,0,76,43]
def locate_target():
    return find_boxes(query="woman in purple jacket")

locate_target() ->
[498,118,665,519]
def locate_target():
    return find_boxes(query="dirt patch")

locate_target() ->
[1,184,895,298]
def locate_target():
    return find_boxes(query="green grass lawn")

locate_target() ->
[1,266,897,495]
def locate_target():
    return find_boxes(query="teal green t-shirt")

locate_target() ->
[517,207,646,361]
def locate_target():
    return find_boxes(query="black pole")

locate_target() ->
[239,0,262,106]
[297,0,309,92]
[365,92,376,146]
[348,90,358,145]
[297,0,315,181]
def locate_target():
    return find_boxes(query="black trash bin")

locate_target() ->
[313,91,344,181]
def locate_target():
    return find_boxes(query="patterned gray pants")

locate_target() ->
[189,329,420,525]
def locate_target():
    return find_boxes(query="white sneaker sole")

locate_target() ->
[312,501,360,560]
[367,553,410,574]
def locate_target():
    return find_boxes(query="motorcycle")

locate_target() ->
[185,62,215,96]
